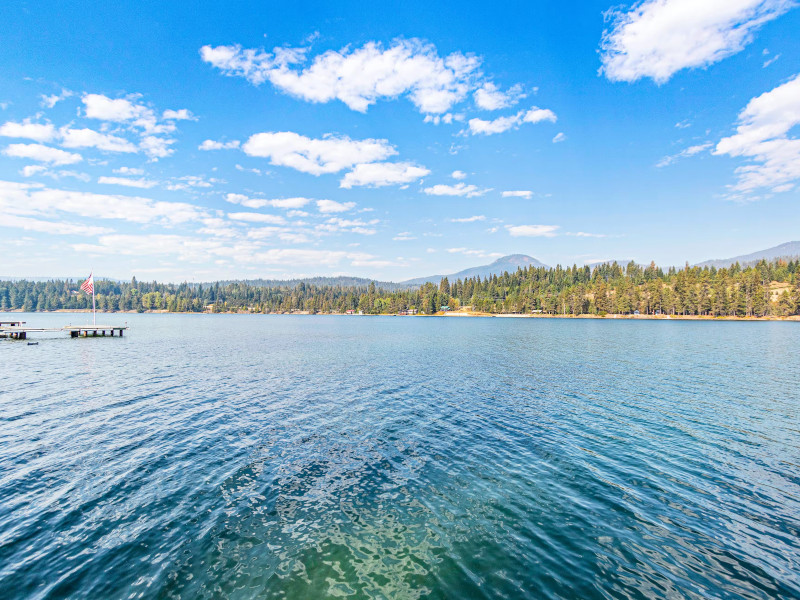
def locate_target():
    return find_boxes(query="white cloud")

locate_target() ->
[714,73,800,196]
[40,89,73,109]
[20,165,48,177]
[316,199,355,213]
[269,197,313,209]
[0,120,57,142]
[446,247,504,258]
[0,213,112,236]
[451,170,467,179]
[82,94,169,133]
[3,143,82,165]
[200,39,482,114]
[228,212,287,225]
[599,0,795,83]
[393,231,416,241]
[162,109,196,120]
[242,131,396,175]
[199,139,240,150]
[423,113,465,125]
[339,162,430,188]
[467,106,556,135]
[567,231,609,238]
[474,82,523,110]
[317,217,379,235]
[0,180,205,226]
[552,132,567,143]
[450,215,486,222]
[423,183,490,197]
[763,52,781,67]
[140,136,175,160]
[501,190,534,199]
[114,167,144,175]
[506,224,559,237]
[675,120,692,129]
[98,176,159,189]
[60,127,138,153]
[82,94,177,158]
[656,142,712,167]
[224,193,312,209]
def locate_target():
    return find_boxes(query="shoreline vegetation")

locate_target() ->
[2,259,800,319]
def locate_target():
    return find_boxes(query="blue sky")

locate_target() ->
[1,0,799,281]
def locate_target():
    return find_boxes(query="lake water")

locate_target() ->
[1,313,799,599]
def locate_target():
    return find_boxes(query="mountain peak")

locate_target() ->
[401,254,549,286]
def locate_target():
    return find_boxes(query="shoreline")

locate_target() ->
[3,309,798,321]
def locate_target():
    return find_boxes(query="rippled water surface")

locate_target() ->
[1,313,799,599]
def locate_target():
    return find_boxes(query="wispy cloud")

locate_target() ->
[423,183,491,197]
[505,224,559,237]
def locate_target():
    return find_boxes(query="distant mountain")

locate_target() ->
[584,259,637,269]
[401,254,549,286]
[695,241,800,269]
[0,276,124,283]
[204,276,404,291]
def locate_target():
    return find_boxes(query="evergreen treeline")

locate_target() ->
[2,260,799,317]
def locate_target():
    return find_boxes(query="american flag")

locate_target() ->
[80,273,94,295]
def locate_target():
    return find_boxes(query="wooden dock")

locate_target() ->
[0,321,127,340]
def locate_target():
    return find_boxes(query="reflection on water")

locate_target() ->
[1,313,799,599]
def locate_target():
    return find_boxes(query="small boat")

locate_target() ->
[27,341,39,346]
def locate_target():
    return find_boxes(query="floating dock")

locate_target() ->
[0,321,127,340]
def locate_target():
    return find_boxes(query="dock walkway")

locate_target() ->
[0,321,127,340]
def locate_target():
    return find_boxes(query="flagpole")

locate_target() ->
[91,269,96,326]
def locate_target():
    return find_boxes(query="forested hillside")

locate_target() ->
[2,260,799,317]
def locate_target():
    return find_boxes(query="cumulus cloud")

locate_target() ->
[0,179,205,226]
[82,94,178,159]
[316,199,355,213]
[140,136,175,160]
[501,190,534,199]
[714,73,800,196]
[0,120,57,142]
[60,127,138,153]
[3,143,82,165]
[97,176,159,189]
[467,106,556,135]
[200,39,482,114]
[552,132,567,143]
[451,170,467,179]
[339,162,430,188]
[474,82,524,110]
[199,139,240,150]
[600,0,795,83]
[506,224,559,237]
[423,183,490,197]
[162,109,196,120]
[242,131,396,175]
[450,215,486,222]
